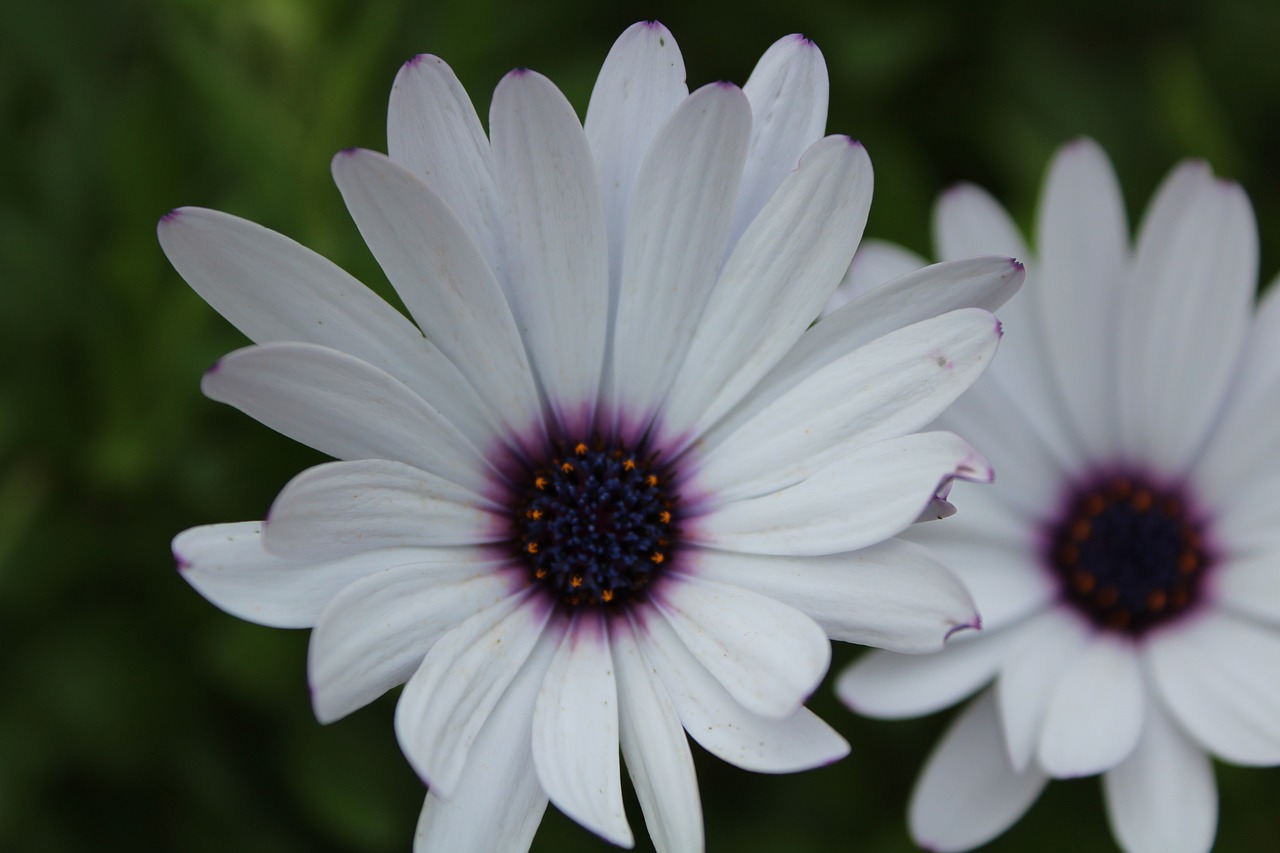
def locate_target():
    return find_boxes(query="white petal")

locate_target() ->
[815,255,1021,366]
[933,183,1030,263]
[606,83,751,436]
[1035,138,1129,455]
[694,308,1001,502]
[491,70,608,435]
[173,521,421,629]
[838,618,1042,719]
[687,540,978,653]
[994,608,1092,772]
[584,21,688,301]
[613,616,703,853]
[637,605,848,773]
[1037,633,1144,777]
[532,610,631,847]
[1147,610,1280,764]
[731,34,828,247]
[905,505,1055,632]
[1190,279,1280,515]
[331,149,542,446]
[1204,463,1280,557]
[693,431,992,556]
[1203,269,1280,423]
[1116,164,1258,470]
[263,459,501,560]
[824,238,928,313]
[909,689,1049,852]
[308,562,518,723]
[1102,697,1217,853]
[202,342,495,495]
[652,573,829,719]
[157,208,441,400]
[937,368,1074,515]
[933,184,1082,466]
[387,54,506,286]
[659,136,873,445]
[413,621,556,853]
[395,592,552,797]
[1211,550,1280,628]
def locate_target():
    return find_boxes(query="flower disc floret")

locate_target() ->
[512,441,677,606]
[1045,472,1210,635]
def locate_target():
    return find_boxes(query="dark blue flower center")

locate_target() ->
[513,441,677,607]
[1046,473,1209,635]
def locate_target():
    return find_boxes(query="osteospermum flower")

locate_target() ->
[164,22,1020,852]
[837,138,1280,853]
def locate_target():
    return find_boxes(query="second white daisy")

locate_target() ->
[838,138,1280,853]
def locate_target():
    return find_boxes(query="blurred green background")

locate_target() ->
[3,0,1278,850]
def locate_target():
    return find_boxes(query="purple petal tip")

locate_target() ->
[642,19,664,29]
[509,67,531,77]
[159,208,184,226]
[791,33,815,45]
[174,550,190,572]
[945,617,982,643]
[995,318,1005,338]
[1010,258,1025,272]
[204,358,222,376]
[337,146,359,157]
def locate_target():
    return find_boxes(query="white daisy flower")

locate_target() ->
[837,138,1280,853]
[163,22,1020,853]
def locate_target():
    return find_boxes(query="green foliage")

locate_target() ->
[2,0,1278,849]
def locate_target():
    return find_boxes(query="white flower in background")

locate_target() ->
[837,138,1280,853]
[163,22,1021,853]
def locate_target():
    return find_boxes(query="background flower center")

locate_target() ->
[512,441,677,607]
[1045,472,1210,634]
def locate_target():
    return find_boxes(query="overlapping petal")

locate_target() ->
[202,342,496,494]
[1102,698,1217,853]
[693,308,1001,502]
[638,606,848,772]
[412,623,555,853]
[605,83,751,434]
[387,53,506,285]
[532,611,631,847]
[1115,164,1257,470]
[173,521,428,629]
[263,459,502,559]
[652,574,829,719]
[584,21,688,298]
[309,562,519,723]
[1148,611,1280,765]
[693,431,991,556]
[331,148,542,447]
[909,690,1049,852]
[395,592,552,797]
[659,135,873,445]
[731,34,828,246]
[491,69,609,435]
[613,618,703,853]
[686,540,978,653]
